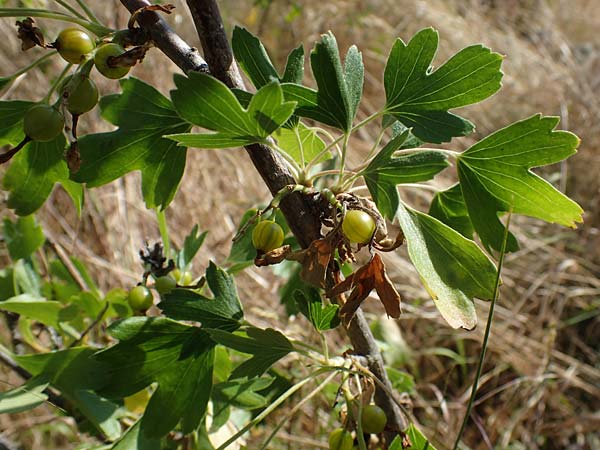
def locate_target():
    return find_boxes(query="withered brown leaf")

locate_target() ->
[327,253,401,319]
[16,18,45,51]
[286,238,333,288]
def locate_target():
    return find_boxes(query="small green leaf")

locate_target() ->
[364,131,448,219]
[206,327,294,379]
[405,423,438,449]
[457,114,583,252]
[168,73,295,148]
[0,100,32,146]
[3,134,74,216]
[282,45,305,84]
[282,32,363,131]
[0,377,48,414]
[294,289,340,331]
[16,347,109,393]
[73,78,190,210]
[176,224,207,269]
[429,184,474,239]
[3,215,45,260]
[232,26,280,88]
[396,202,497,329]
[273,122,329,166]
[384,28,503,143]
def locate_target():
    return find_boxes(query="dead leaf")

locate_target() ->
[327,254,401,319]
[286,238,333,288]
[16,18,45,51]
[254,245,291,266]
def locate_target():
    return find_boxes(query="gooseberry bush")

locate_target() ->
[0,1,583,449]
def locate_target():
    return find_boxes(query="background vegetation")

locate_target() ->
[0,0,598,448]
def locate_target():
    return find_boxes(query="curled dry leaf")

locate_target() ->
[16,18,45,51]
[109,44,152,68]
[286,237,334,288]
[254,244,292,266]
[327,253,401,320]
[128,3,176,29]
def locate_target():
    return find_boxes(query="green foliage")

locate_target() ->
[94,317,215,438]
[206,327,294,379]
[2,215,45,260]
[3,134,82,216]
[384,27,503,143]
[0,378,48,414]
[0,9,585,449]
[457,114,583,252]
[167,73,296,148]
[396,202,497,329]
[364,130,448,218]
[282,32,363,132]
[73,77,190,210]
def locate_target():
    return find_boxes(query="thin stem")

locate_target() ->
[398,183,442,193]
[75,0,102,24]
[312,168,357,180]
[0,8,112,36]
[336,132,351,188]
[259,370,339,449]
[2,50,57,81]
[215,368,329,450]
[52,0,85,19]
[452,211,512,450]
[43,63,72,103]
[293,125,305,168]
[156,208,171,260]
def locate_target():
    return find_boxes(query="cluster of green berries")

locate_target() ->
[23,28,132,142]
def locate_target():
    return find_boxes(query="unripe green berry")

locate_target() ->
[252,220,285,253]
[55,28,96,64]
[342,210,376,244]
[23,104,64,142]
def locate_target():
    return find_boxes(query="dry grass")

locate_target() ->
[1,0,599,449]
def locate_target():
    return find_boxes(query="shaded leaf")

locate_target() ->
[457,114,583,252]
[3,134,75,216]
[167,73,296,148]
[93,317,215,438]
[73,78,189,210]
[232,26,280,88]
[3,215,45,260]
[110,418,161,450]
[327,253,401,319]
[396,202,497,329]
[0,100,32,146]
[384,28,503,143]
[429,183,474,239]
[206,327,294,379]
